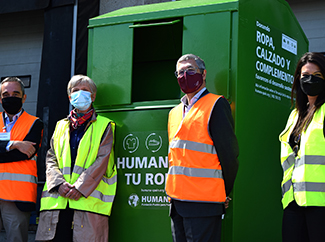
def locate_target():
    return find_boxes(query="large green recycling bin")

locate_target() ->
[87,0,308,241]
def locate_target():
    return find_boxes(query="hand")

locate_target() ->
[11,141,36,158]
[225,197,232,209]
[66,188,83,201]
[58,182,74,197]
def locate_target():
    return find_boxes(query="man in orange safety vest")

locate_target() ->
[0,77,43,242]
[165,54,239,242]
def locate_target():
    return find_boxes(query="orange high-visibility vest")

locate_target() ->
[165,93,226,203]
[0,111,38,203]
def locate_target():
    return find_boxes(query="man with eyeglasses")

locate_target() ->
[165,54,239,242]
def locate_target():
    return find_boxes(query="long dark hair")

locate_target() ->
[291,52,325,136]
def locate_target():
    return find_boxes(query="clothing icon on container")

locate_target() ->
[123,134,139,153]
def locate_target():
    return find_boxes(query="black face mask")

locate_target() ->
[300,75,325,96]
[1,97,23,115]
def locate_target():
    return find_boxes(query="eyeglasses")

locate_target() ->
[174,67,200,78]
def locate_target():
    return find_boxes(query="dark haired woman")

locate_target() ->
[280,52,325,242]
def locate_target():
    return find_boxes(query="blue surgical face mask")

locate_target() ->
[70,90,92,111]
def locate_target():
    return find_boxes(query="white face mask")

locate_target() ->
[70,90,92,111]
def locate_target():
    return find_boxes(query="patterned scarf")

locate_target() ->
[68,108,94,130]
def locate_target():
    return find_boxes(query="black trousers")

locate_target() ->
[52,207,74,242]
[282,200,325,242]
[170,203,222,242]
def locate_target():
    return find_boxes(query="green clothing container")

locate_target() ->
[87,0,308,241]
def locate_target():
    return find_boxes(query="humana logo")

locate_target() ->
[128,194,170,208]
[141,196,169,203]
[128,194,140,208]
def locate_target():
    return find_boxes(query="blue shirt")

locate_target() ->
[3,110,23,151]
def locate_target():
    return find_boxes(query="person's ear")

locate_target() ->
[22,94,27,104]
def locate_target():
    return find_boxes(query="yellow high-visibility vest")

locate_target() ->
[40,115,117,216]
[280,104,325,209]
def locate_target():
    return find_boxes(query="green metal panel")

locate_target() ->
[233,0,308,241]
[222,11,239,242]
[88,23,133,106]
[96,102,176,242]
[87,0,308,241]
[88,0,238,28]
[182,11,233,98]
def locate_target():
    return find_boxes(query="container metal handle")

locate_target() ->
[129,19,181,28]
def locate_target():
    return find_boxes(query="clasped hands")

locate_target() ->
[58,182,82,201]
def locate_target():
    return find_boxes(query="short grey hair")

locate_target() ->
[67,74,97,96]
[0,77,25,96]
[176,54,206,72]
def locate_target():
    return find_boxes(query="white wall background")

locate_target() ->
[286,0,325,52]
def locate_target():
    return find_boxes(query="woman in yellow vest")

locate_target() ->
[280,52,325,242]
[35,75,117,242]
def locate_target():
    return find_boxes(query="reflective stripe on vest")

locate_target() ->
[281,154,295,173]
[279,104,325,208]
[40,116,117,216]
[60,167,71,175]
[165,93,226,203]
[42,190,115,203]
[0,172,37,183]
[169,139,217,155]
[42,172,117,203]
[293,182,325,192]
[0,111,38,203]
[168,166,223,179]
[282,179,292,195]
